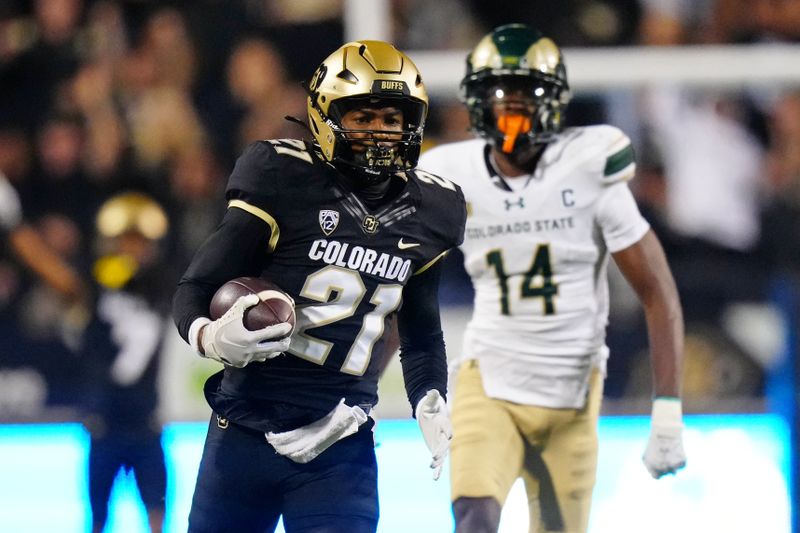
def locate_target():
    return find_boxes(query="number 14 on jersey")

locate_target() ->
[486,244,558,316]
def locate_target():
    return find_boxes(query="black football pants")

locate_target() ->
[188,414,379,533]
[88,428,166,529]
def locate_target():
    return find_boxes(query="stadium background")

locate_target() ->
[0,0,797,531]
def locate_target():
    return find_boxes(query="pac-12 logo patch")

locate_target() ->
[319,209,339,236]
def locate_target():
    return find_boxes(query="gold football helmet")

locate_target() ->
[96,192,168,240]
[93,192,169,288]
[461,24,571,154]
[306,40,428,182]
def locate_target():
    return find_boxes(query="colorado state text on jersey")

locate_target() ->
[466,217,575,239]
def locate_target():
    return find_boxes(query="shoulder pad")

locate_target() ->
[557,126,636,186]
[410,168,467,249]
[226,141,279,200]
[226,139,318,205]
[412,167,460,195]
[592,125,636,185]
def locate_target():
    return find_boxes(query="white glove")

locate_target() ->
[195,293,293,368]
[415,389,452,481]
[642,397,687,479]
[266,399,369,464]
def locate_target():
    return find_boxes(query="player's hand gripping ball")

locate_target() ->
[199,277,295,367]
[210,276,295,330]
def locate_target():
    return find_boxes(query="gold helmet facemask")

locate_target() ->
[306,40,428,184]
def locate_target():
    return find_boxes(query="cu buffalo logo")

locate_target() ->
[362,215,379,234]
[309,64,327,93]
[319,209,339,236]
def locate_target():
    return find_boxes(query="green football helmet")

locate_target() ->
[461,24,571,154]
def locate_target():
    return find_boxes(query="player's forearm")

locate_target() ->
[642,285,684,399]
[397,261,448,409]
[399,336,448,411]
[173,279,216,342]
[9,224,85,301]
[613,231,684,399]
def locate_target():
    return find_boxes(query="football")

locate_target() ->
[210,276,295,331]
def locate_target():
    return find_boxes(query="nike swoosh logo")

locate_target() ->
[398,238,420,250]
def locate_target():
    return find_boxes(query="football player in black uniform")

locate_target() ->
[78,192,173,533]
[172,40,467,532]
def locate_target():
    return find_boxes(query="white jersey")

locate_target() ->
[419,125,649,408]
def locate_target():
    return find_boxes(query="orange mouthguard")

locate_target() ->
[497,114,532,153]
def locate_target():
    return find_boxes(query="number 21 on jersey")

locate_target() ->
[287,266,403,376]
[487,244,558,316]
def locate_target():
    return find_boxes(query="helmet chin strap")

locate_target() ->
[334,154,392,186]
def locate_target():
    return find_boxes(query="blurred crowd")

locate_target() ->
[1,0,799,420]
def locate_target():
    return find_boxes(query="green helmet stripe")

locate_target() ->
[491,24,544,60]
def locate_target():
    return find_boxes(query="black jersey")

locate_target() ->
[81,276,167,431]
[174,139,466,433]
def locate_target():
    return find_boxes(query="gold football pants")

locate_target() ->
[450,360,604,533]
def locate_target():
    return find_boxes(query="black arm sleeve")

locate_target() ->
[397,259,449,415]
[172,207,272,342]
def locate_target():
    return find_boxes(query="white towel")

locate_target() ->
[265,399,369,463]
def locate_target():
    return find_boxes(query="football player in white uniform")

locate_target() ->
[419,24,686,533]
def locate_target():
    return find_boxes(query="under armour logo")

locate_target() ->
[504,197,525,210]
